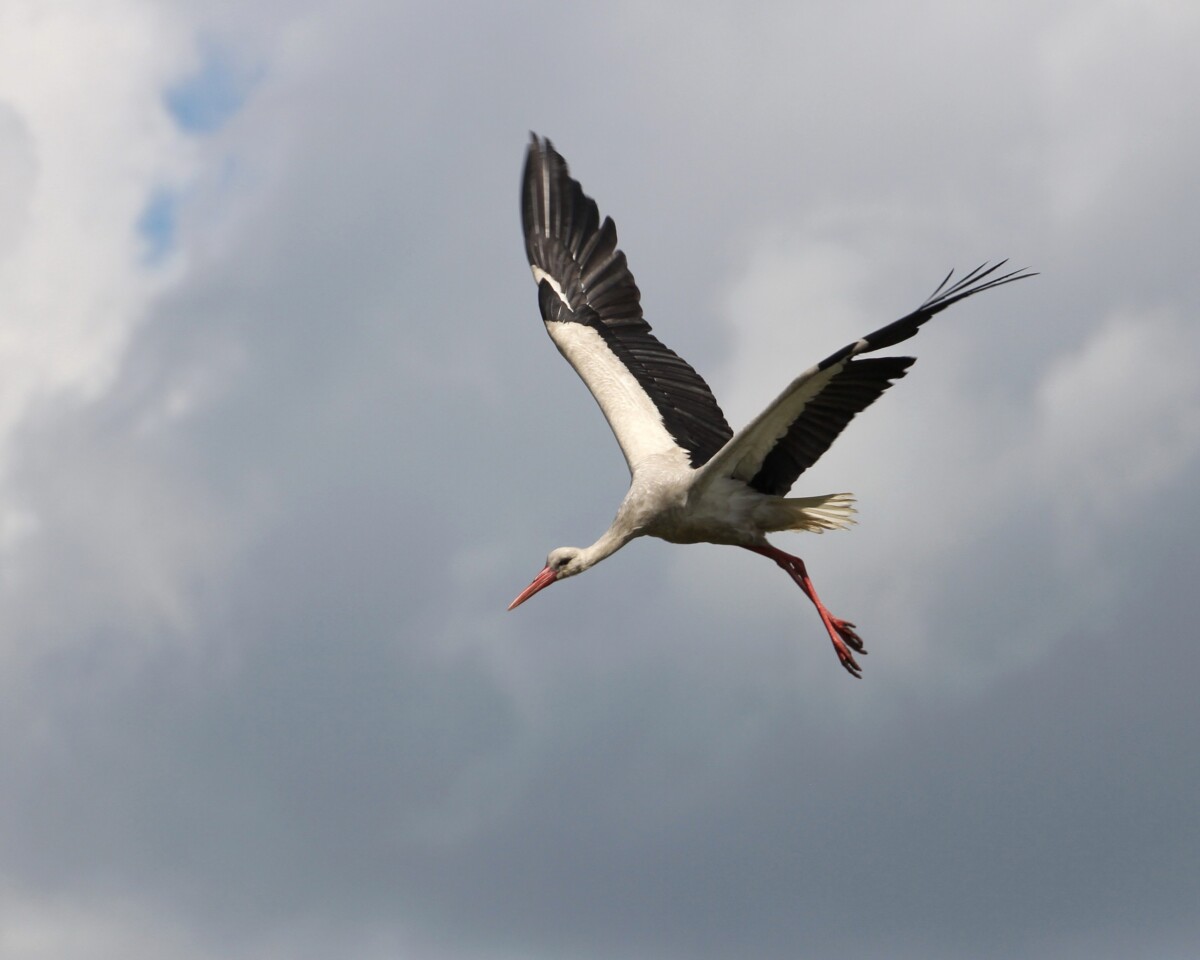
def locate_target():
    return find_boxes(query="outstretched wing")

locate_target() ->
[521,134,733,473]
[697,262,1035,496]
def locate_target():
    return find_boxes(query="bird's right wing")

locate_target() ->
[522,134,733,473]
[695,263,1035,496]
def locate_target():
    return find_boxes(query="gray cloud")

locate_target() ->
[2,2,1199,958]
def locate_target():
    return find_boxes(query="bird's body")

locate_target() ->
[609,465,853,547]
[510,134,1033,677]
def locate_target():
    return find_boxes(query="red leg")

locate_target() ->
[744,544,866,678]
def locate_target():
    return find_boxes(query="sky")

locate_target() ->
[1,1,1198,957]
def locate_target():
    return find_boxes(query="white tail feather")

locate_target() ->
[761,492,857,533]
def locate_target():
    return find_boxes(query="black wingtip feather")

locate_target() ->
[861,261,1035,353]
[921,260,1036,314]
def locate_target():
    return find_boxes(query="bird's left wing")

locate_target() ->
[521,134,733,473]
[695,262,1035,496]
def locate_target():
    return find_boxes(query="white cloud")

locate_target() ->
[1038,2,1200,227]
[0,3,224,669]
[0,892,204,960]
[0,2,195,430]
[1033,306,1200,568]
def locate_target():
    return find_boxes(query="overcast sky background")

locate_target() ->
[2,1,1198,958]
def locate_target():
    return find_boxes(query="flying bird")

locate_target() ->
[509,134,1032,677]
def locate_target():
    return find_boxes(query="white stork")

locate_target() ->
[509,134,1032,677]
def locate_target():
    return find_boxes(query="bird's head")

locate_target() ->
[507,547,585,610]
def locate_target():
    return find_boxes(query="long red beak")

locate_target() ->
[508,564,558,610]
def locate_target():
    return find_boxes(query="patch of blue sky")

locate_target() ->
[144,42,260,263]
[137,187,179,265]
[165,40,262,135]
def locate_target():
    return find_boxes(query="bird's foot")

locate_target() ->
[744,544,868,678]
[825,616,866,679]
[831,616,865,654]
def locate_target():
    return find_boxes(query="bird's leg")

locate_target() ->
[744,544,866,678]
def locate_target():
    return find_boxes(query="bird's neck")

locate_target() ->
[580,525,633,571]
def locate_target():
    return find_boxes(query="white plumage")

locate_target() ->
[509,134,1033,677]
